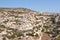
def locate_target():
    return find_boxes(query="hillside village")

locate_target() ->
[0,8,60,40]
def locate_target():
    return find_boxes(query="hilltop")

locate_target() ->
[0,8,60,40]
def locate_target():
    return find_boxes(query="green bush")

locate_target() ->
[45,31,53,34]
[3,37,6,40]
[26,33,34,37]
[57,21,60,25]
[44,26,49,30]
[55,38,60,40]
[0,25,5,28]
[3,19,9,23]
[26,32,38,37]
[14,32,24,37]
[6,31,24,39]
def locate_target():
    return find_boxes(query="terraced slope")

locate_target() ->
[0,8,60,40]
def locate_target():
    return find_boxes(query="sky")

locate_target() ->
[0,0,60,12]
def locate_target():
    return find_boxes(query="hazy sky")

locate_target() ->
[0,0,60,12]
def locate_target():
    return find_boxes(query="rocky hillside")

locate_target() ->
[0,8,60,40]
